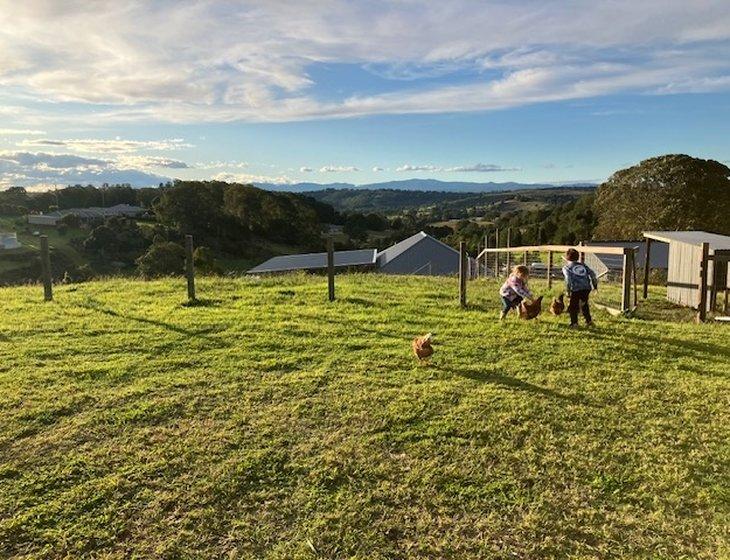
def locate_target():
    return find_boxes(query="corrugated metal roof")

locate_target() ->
[247,249,377,274]
[376,231,458,267]
[644,231,730,250]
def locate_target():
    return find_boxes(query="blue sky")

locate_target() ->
[1,1,729,189]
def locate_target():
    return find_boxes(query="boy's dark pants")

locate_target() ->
[568,290,592,325]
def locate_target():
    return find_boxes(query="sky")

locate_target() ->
[1,0,730,190]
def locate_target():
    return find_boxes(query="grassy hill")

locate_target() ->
[1,275,728,559]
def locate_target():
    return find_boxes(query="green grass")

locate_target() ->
[0,274,728,559]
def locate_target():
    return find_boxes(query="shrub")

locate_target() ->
[136,242,185,279]
[193,246,223,275]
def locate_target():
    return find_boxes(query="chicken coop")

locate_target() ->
[642,231,730,320]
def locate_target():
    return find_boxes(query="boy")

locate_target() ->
[499,265,533,320]
[562,248,598,328]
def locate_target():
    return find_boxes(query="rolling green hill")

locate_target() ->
[0,275,728,559]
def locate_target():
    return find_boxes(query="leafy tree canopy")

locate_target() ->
[595,155,730,239]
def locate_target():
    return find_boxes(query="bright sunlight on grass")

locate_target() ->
[1,274,728,559]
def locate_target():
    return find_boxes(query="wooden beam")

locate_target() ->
[479,244,630,256]
[621,252,631,313]
[459,241,467,308]
[578,241,585,263]
[547,251,553,289]
[710,253,719,313]
[697,242,710,322]
[185,234,196,302]
[327,237,335,302]
[642,237,652,299]
[40,235,52,302]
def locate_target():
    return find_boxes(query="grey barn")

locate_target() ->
[247,231,470,276]
[376,231,463,275]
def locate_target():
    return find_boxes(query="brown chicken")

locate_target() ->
[412,333,434,361]
[519,296,543,320]
[550,293,565,316]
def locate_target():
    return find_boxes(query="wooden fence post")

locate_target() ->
[40,235,52,302]
[642,237,652,299]
[697,242,709,323]
[459,241,467,308]
[483,233,489,279]
[621,249,632,314]
[579,241,585,263]
[505,228,511,276]
[327,237,335,302]
[547,251,553,289]
[523,250,528,267]
[185,234,196,302]
[494,228,500,278]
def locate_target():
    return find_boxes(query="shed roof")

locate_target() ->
[643,231,730,251]
[247,249,377,274]
[376,231,457,267]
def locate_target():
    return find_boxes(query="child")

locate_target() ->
[499,265,533,319]
[562,248,598,328]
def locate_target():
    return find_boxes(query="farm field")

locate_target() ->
[0,274,728,559]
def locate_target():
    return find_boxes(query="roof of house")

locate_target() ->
[643,231,730,251]
[376,231,458,267]
[247,249,377,274]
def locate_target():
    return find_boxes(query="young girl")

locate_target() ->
[499,265,533,319]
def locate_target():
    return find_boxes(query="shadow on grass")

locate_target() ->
[588,328,730,365]
[181,298,221,308]
[455,365,589,404]
[340,296,376,308]
[77,299,219,339]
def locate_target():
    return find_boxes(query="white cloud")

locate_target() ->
[0,1,728,123]
[299,166,314,172]
[446,163,520,173]
[0,128,46,136]
[196,160,249,169]
[396,164,442,172]
[0,151,170,188]
[397,162,518,173]
[211,171,294,185]
[372,166,384,172]
[16,138,193,153]
[319,165,360,173]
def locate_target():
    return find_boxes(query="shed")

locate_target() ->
[377,231,471,276]
[247,249,377,274]
[643,231,730,312]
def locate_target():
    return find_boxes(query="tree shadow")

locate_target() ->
[77,299,218,339]
[454,365,591,405]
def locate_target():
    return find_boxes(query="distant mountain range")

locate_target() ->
[257,178,596,194]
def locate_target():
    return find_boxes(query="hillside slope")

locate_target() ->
[0,275,728,559]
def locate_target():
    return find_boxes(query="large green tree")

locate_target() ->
[594,155,730,239]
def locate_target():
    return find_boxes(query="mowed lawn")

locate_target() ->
[0,274,728,559]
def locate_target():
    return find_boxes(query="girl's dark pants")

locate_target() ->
[568,290,592,325]
[501,296,522,314]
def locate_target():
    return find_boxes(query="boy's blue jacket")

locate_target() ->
[562,261,598,292]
